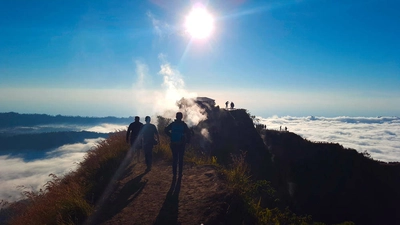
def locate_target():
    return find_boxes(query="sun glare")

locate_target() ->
[185,6,214,39]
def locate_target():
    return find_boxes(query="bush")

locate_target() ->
[223,151,312,225]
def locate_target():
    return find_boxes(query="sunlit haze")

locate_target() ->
[0,1,399,117]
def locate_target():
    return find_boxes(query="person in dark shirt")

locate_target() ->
[164,112,191,177]
[126,116,143,162]
[140,116,159,171]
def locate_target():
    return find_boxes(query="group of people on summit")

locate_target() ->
[225,101,234,109]
[126,112,191,177]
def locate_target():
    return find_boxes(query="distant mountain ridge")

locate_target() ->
[0,112,126,158]
[0,131,109,152]
[0,112,133,128]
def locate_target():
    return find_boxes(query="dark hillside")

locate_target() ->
[191,98,400,224]
[194,107,274,179]
[262,129,400,225]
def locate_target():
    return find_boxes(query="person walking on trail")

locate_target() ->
[140,116,159,172]
[164,112,191,177]
[126,116,143,162]
[230,102,235,109]
[225,101,229,109]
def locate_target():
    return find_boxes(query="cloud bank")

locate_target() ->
[259,116,400,162]
[0,138,103,202]
[84,123,127,133]
[0,123,128,136]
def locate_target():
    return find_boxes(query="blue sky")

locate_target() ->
[1,0,399,118]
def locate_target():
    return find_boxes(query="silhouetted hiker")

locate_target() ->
[285,126,287,131]
[280,126,282,131]
[230,102,234,109]
[126,116,143,162]
[140,116,159,171]
[164,112,191,177]
[225,101,229,109]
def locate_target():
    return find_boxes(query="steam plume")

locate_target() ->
[155,54,207,126]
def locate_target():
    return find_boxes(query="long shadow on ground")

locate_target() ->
[92,169,149,224]
[154,176,182,225]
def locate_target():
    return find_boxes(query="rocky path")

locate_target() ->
[88,156,229,225]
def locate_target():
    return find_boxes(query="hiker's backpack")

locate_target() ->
[171,122,185,144]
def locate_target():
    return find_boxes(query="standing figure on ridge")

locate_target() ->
[225,101,229,109]
[140,116,159,172]
[164,112,191,177]
[230,102,235,109]
[126,116,143,162]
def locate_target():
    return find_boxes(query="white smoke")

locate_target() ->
[153,54,207,126]
[176,97,208,127]
[156,54,193,110]
[130,60,156,117]
[146,11,171,40]
[201,128,210,141]
[129,56,208,127]
[138,11,208,126]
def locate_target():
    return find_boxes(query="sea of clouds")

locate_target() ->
[0,138,103,202]
[1,116,399,203]
[0,124,127,203]
[259,115,400,162]
[0,123,128,135]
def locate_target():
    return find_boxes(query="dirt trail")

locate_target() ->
[88,156,229,225]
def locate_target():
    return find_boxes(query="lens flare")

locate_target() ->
[185,6,214,39]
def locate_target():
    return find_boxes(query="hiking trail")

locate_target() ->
[87,155,229,225]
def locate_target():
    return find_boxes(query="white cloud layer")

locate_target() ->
[0,138,103,202]
[1,116,399,203]
[259,116,400,162]
[0,124,128,135]
[84,123,127,133]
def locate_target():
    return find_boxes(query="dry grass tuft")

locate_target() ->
[5,131,129,225]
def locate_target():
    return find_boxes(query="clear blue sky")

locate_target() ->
[1,0,399,117]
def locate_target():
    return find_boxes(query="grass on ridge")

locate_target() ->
[4,131,129,225]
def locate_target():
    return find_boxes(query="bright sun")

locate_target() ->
[185,6,214,39]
